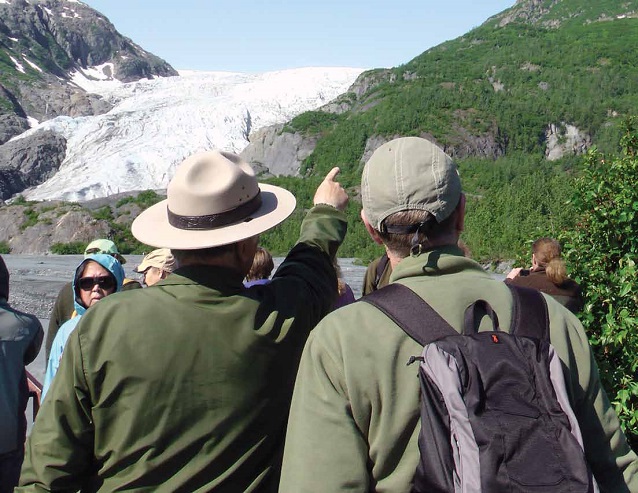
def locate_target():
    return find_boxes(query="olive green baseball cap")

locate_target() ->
[84,239,126,264]
[361,137,462,231]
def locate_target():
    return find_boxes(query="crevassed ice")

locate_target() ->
[22,67,365,202]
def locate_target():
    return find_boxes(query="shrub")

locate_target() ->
[92,206,113,221]
[115,190,162,209]
[50,241,86,255]
[20,208,40,231]
[562,117,638,446]
[0,241,10,254]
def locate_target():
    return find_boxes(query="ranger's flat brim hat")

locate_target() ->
[132,150,296,249]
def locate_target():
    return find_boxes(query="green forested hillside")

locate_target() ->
[263,0,638,262]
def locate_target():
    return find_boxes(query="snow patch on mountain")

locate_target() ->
[70,64,122,92]
[20,67,363,202]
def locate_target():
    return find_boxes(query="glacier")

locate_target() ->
[19,67,364,202]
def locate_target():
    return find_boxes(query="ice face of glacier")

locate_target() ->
[20,67,364,202]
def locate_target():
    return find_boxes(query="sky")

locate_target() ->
[82,0,515,73]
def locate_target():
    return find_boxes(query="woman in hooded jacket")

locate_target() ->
[42,254,124,399]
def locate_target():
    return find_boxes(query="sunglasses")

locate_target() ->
[78,276,116,292]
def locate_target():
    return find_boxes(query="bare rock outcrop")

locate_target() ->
[241,124,319,177]
[545,123,591,161]
[0,113,30,146]
[15,83,112,122]
[0,130,67,200]
[0,204,110,254]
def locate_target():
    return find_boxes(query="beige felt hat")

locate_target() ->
[134,248,176,273]
[132,150,296,249]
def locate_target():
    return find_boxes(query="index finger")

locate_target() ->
[324,167,340,182]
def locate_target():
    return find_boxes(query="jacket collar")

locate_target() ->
[157,264,246,294]
[391,244,488,283]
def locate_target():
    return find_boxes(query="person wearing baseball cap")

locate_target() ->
[44,239,141,362]
[20,149,348,491]
[134,248,176,286]
[280,137,638,491]
[83,239,127,264]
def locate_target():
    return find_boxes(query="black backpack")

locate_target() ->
[363,283,598,493]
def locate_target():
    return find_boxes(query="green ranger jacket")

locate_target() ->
[18,205,347,492]
[280,245,638,492]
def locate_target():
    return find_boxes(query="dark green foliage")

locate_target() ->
[461,154,577,261]
[562,117,638,443]
[92,206,114,221]
[288,12,638,192]
[283,111,343,135]
[0,241,10,254]
[20,207,40,231]
[256,151,578,263]
[109,222,149,255]
[11,196,35,206]
[50,241,85,255]
[115,190,162,209]
[300,118,369,183]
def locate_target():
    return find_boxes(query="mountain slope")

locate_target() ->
[243,0,638,185]
[0,0,177,143]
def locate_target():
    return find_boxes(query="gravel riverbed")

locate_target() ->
[3,254,366,383]
[3,254,366,432]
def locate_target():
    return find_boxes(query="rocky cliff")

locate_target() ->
[0,190,160,254]
[0,0,179,204]
[0,0,177,144]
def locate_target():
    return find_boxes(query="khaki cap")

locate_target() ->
[134,248,176,273]
[361,137,461,231]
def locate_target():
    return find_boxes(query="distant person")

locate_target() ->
[361,252,392,296]
[42,254,124,399]
[333,259,355,310]
[506,237,583,313]
[19,149,348,491]
[45,239,140,361]
[244,246,274,287]
[134,248,176,286]
[0,255,43,493]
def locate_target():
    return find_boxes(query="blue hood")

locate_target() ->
[72,253,125,315]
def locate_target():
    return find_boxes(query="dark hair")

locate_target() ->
[246,247,274,282]
[172,244,237,265]
[0,255,8,300]
[377,209,459,258]
[532,237,568,285]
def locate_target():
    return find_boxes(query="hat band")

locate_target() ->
[167,191,262,230]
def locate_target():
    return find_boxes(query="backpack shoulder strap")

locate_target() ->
[507,285,550,341]
[362,283,457,346]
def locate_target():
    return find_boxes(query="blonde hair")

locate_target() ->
[533,237,568,285]
[246,247,274,282]
[332,259,348,296]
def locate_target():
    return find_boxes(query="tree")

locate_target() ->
[562,117,638,445]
